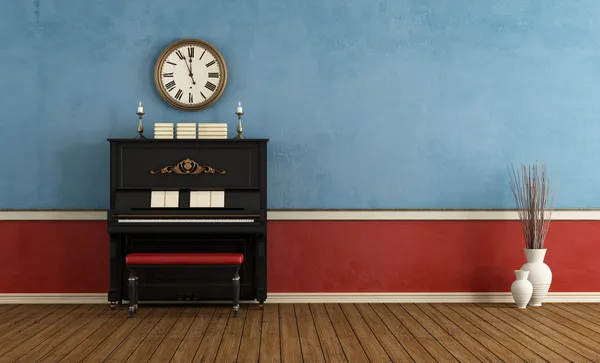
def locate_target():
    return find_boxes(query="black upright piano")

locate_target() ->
[106,138,268,308]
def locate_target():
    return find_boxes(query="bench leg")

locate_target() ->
[233,267,240,317]
[128,269,137,318]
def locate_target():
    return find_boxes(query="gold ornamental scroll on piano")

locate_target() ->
[149,158,226,175]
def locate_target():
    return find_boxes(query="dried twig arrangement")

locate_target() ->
[508,163,559,249]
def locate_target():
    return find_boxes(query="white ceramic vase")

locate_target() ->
[511,270,533,308]
[520,248,552,306]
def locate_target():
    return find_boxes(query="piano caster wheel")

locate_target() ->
[258,303,264,310]
[110,302,117,310]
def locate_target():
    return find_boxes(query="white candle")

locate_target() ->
[137,101,143,114]
[236,102,243,114]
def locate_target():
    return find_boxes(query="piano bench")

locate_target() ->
[125,252,244,318]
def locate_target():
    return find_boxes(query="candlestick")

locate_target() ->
[234,101,244,139]
[134,100,146,139]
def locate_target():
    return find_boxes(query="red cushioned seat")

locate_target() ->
[126,253,244,265]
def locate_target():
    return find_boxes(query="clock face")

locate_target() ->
[154,39,228,111]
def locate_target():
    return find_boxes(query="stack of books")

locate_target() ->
[154,123,174,139]
[197,122,228,139]
[176,123,197,139]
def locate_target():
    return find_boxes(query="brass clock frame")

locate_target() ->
[154,38,228,111]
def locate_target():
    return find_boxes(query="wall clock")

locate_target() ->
[154,38,228,111]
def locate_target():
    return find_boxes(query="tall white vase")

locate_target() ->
[520,248,552,306]
[511,270,533,308]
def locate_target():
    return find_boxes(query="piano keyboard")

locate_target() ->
[117,218,255,223]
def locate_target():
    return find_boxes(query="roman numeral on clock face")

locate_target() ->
[167,61,177,66]
[176,50,185,60]
[163,72,173,77]
[205,81,216,92]
[189,92,193,103]
[205,60,215,67]
[208,72,219,78]
[165,80,176,91]
[201,91,206,100]
[187,47,194,57]
[175,89,183,101]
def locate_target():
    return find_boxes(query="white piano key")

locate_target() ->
[210,191,225,208]
[151,191,165,208]
[190,191,211,207]
[164,191,179,207]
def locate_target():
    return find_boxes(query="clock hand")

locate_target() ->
[181,55,196,85]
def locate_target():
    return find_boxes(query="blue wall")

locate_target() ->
[0,0,598,209]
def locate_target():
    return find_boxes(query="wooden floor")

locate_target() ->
[0,303,599,362]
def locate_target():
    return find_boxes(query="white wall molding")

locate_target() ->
[1,292,599,304]
[2,209,600,221]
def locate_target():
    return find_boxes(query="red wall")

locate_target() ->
[1,220,599,293]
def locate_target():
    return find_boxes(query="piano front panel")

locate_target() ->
[116,143,260,189]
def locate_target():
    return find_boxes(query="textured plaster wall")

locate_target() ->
[0,1,599,209]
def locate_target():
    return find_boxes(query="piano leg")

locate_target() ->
[233,267,240,317]
[256,233,267,308]
[108,234,123,309]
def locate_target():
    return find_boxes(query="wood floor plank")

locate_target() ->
[191,307,230,363]
[11,305,102,363]
[431,304,524,362]
[310,303,348,363]
[170,307,215,363]
[447,304,544,362]
[339,303,391,362]
[36,306,118,363]
[512,305,600,360]
[259,304,281,363]
[370,303,435,362]
[214,305,248,363]
[55,307,130,362]
[386,303,459,362]
[463,304,569,362]
[149,307,198,362]
[0,305,91,363]
[294,304,325,363]
[0,305,75,357]
[237,305,263,363]
[354,303,413,362]
[543,304,600,336]
[122,307,183,363]
[102,308,168,363]
[479,304,589,362]
[404,304,481,363]
[563,303,600,323]
[0,304,18,316]
[418,303,502,362]
[325,303,369,362]
[0,304,62,343]
[524,305,600,353]
[279,303,303,363]
[0,304,50,336]
[76,307,152,362]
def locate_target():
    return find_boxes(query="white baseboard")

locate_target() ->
[1,292,599,304]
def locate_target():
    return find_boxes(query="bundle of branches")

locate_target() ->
[508,162,559,249]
